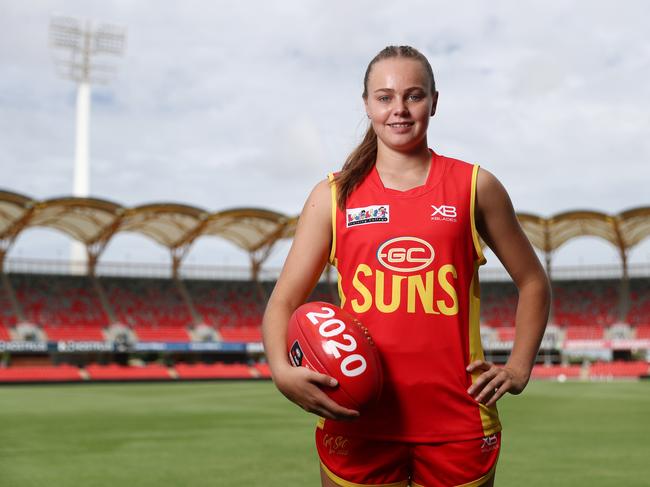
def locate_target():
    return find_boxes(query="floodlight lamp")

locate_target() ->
[93,24,127,56]
[49,16,83,51]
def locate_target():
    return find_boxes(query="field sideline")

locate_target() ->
[0,380,648,486]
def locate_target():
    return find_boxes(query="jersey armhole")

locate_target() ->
[327,173,337,266]
[470,164,487,266]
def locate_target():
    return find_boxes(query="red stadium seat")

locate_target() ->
[565,326,605,340]
[253,362,272,378]
[101,276,194,337]
[531,365,582,379]
[497,327,517,341]
[589,361,649,378]
[174,362,253,379]
[43,324,104,341]
[635,325,650,339]
[0,325,11,341]
[11,274,109,336]
[0,365,82,382]
[85,364,171,381]
[133,325,191,341]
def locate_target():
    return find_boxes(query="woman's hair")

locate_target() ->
[333,45,436,209]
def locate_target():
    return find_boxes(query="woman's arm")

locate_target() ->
[466,168,551,407]
[262,178,360,420]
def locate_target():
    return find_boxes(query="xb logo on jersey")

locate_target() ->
[431,204,457,222]
[481,434,499,453]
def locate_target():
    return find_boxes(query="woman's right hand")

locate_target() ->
[274,364,360,421]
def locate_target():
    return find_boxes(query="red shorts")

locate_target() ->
[316,426,500,487]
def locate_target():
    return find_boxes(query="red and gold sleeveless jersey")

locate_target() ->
[322,150,501,442]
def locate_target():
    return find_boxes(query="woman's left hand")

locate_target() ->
[466,360,530,407]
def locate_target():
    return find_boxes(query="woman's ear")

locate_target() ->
[430,91,439,116]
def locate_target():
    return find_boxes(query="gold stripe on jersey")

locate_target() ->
[468,261,501,435]
[469,164,500,434]
[335,259,347,308]
[328,172,337,265]
[470,165,487,266]
[317,417,325,430]
[320,462,409,487]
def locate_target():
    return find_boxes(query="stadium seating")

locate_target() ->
[0,364,82,382]
[552,280,619,327]
[564,325,605,340]
[3,272,650,348]
[218,324,262,342]
[0,324,11,341]
[253,362,272,378]
[628,278,650,325]
[132,325,190,341]
[186,280,334,342]
[531,364,582,379]
[9,273,108,341]
[174,362,253,379]
[589,361,649,378]
[102,276,193,340]
[85,363,171,381]
[0,286,17,328]
[42,324,104,341]
[635,325,650,339]
[479,282,517,327]
[496,327,517,341]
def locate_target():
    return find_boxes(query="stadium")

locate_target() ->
[1,191,649,383]
[1,192,649,486]
[3,2,650,486]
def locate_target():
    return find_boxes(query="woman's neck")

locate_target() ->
[374,142,432,190]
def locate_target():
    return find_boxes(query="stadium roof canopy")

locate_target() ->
[0,189,648,278]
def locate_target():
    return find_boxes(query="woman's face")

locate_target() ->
[364,57,437,153]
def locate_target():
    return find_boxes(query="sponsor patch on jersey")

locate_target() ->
[346,205,389,227]
[431,204,457,222]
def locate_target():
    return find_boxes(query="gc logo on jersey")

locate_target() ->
[431,204,457,222]
[377,237,434,272]
[346,205,389,228]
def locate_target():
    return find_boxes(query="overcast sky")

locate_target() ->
[1,0,649,270]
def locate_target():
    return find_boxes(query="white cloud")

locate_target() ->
[1,0,649,268]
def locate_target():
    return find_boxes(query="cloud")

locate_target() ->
[1,0,649,268]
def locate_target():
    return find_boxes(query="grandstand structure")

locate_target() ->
[0,189,649,382]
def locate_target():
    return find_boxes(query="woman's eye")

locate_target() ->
[378,95,390,102]
[408,94,423,101]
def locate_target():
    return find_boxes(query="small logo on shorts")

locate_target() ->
[481,434,499,453]
[346,205,389,227]
[323,434,350,456]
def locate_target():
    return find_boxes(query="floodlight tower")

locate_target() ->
[49,15,126,273]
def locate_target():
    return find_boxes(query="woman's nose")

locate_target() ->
[392,99,408,116]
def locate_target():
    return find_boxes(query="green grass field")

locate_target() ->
[0,380,648,486]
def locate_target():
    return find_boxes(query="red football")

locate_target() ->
[287,301,383,410]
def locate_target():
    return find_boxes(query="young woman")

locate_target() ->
[262,45,550,487]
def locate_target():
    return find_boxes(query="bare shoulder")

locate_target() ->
[476,167,510,210]
[306,178,332,208]
[300,178,332,226]
[476,168,514,219]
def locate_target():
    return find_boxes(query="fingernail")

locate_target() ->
[330,378,338,386]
